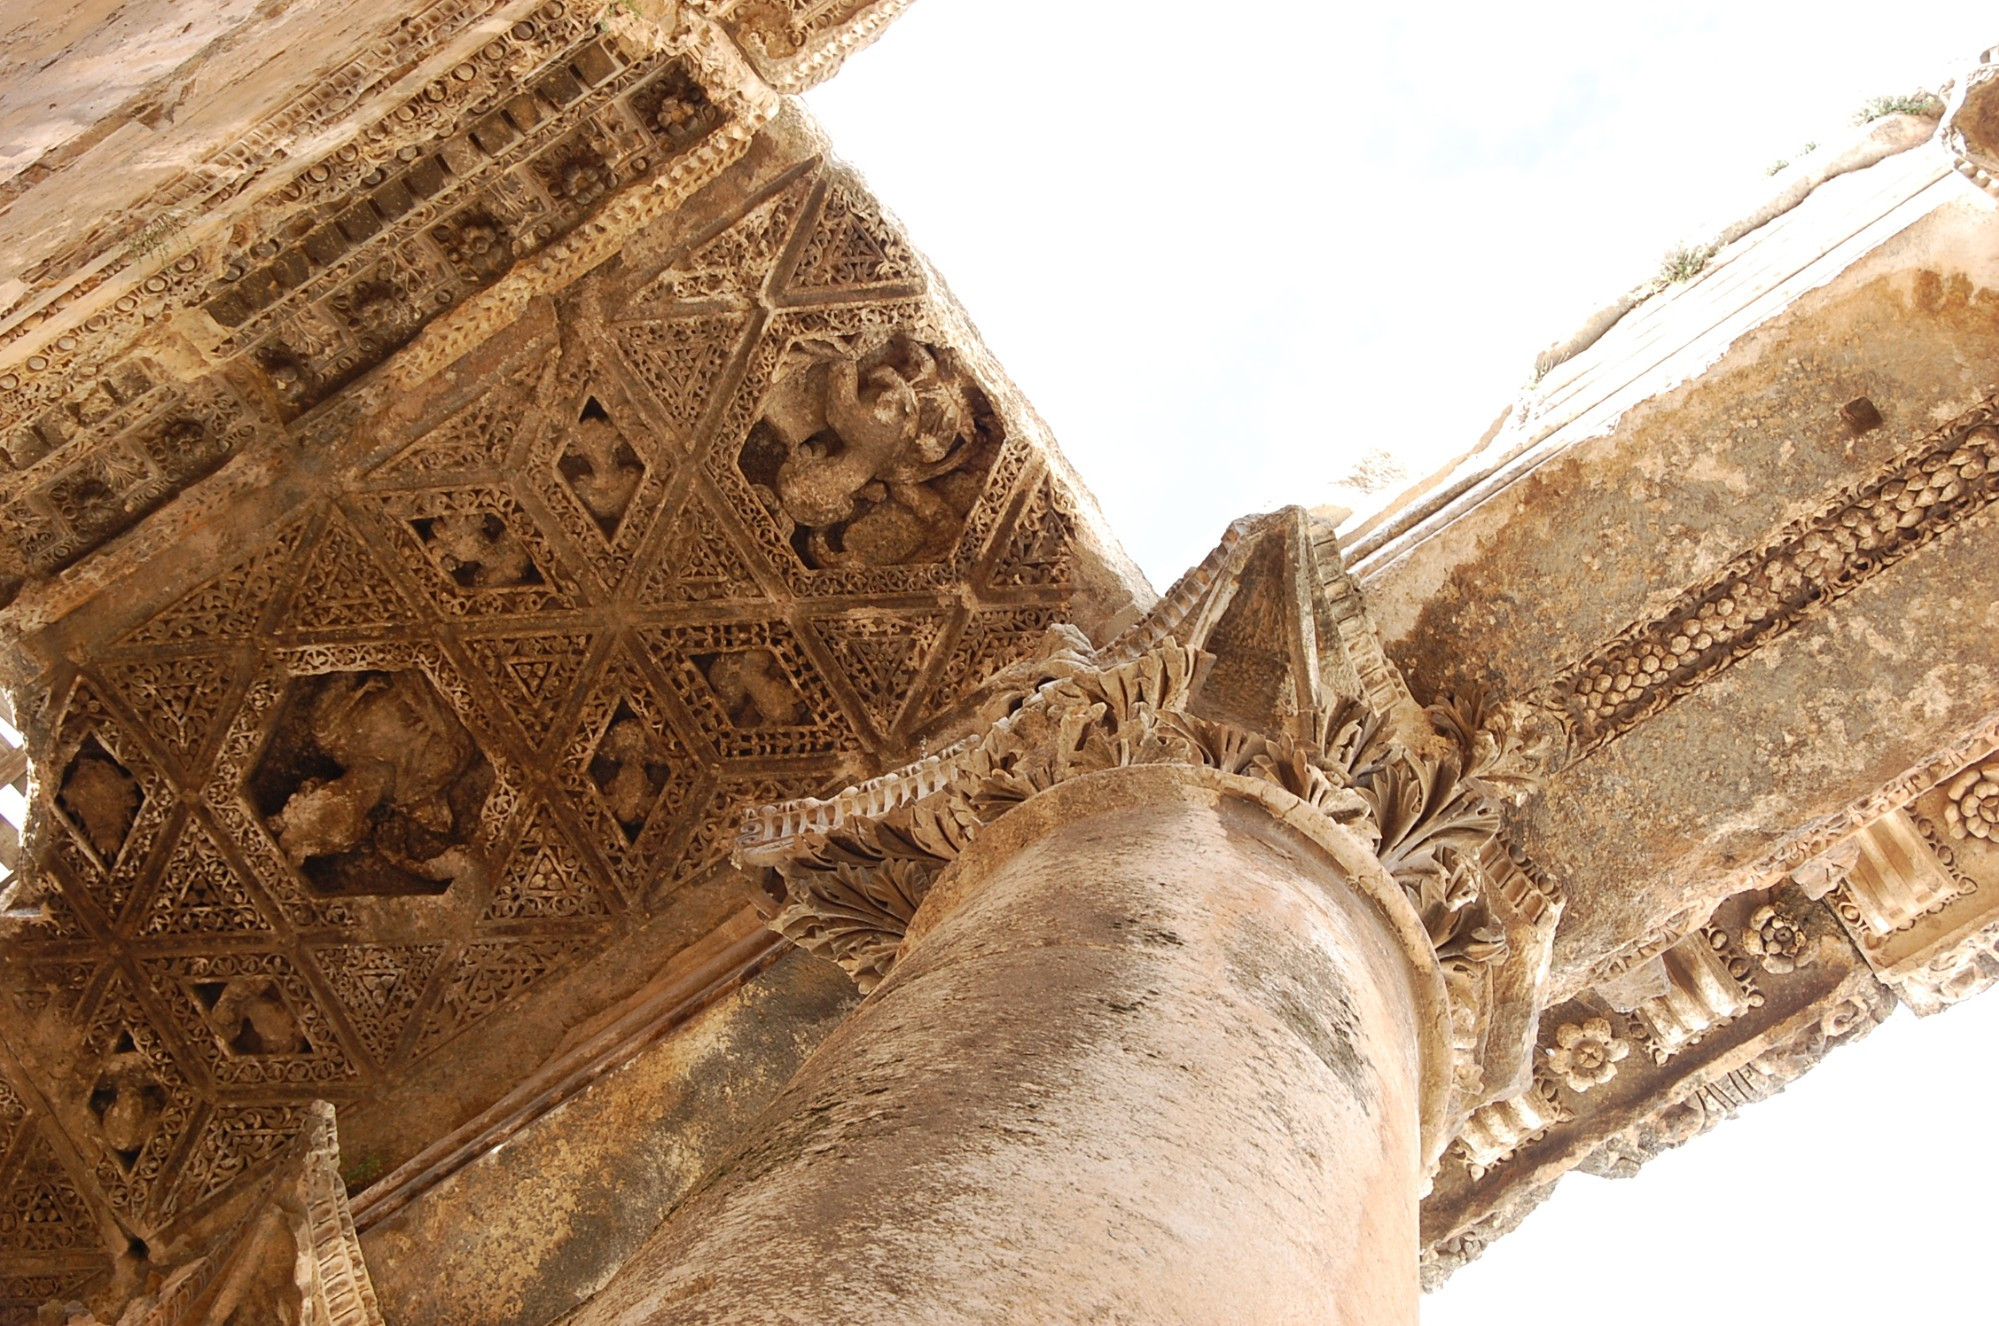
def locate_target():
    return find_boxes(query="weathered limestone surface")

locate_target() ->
[0,3,1148,1319]
[1354,133,1999,991]
[7,1,1999,1319]
[356,946,856,1326]
[1348,71,1999,1275]
[580,770,1430,1325]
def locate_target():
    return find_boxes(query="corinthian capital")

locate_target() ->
[737,507,1562,1149]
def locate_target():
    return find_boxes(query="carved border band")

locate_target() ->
[1536,397,1999,760]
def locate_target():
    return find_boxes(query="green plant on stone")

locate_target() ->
[1658,242,1716,285]
[595,0,643,29]
[1855,91,1945,123]
[341,1153,386,1194]
[124,210,191,263]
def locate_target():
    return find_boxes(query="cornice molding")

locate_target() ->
[1532,397,1999,764]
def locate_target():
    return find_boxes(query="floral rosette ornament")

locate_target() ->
[1547,1017,1630,1093]
[1944,759,1999,841]
[1744,904,1811,974]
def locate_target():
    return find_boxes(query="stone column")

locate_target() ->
[571,765,1449,1326]
[575,510,1557,1325]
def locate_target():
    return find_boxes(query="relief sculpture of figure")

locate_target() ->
[269,671,482,887]
[743,332,998,567]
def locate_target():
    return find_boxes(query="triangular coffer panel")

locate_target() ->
[615,312,754,439]
[809,610,948,740]
[625,171,817,314]
[635,489,769,605]
[775,178,922,300]
[114,518,308,650]
[460,631,598,750]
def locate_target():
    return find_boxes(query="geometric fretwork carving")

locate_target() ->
[545,392,663,582]
[309,946,446,1068]
[280,512,417,638]
[407,935,601,1064]
[147,953,356,1088]
[481,805,615,923]
[627,174,815,314]
[806,608,948,741]
[616,313,753,438]
[134,819,271,939]
[637,490,766,604]
[654,620,853,759]
[460,631,598,753]
[779,176,921,298]
[986,469,1077,588]
[248,671,492,898]
[0,65,1106,1299]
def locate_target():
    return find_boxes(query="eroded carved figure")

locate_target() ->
[741,332,998,567]
[259,671,489,894]
[412,512,541,589]
[56,740,141,862]
[560,401,646,535]
[87,1052,168,1166]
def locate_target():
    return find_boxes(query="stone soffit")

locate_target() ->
[2,0,1999,1318]
[0,1,1145,1314]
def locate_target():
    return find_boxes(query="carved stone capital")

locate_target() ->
[737,508,1563,1148]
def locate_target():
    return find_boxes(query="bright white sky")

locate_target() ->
[807,1,1999,1317]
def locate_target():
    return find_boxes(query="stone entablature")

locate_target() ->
[6,3,1999,1318]
[0,0,922,621]
[0,1,1150,1313]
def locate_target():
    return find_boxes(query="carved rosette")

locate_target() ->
[737,509,1564,1148]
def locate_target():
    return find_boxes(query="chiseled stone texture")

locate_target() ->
[1362,180,1999,995]
[575,769,1427,1326]
[1347,122,1999,1277]
[0,18,1146,1311]
[357,948,857,1326]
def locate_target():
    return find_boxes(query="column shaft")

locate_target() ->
[577,767,1429,1325]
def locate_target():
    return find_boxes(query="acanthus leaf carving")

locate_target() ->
[741,512,1562,1134]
